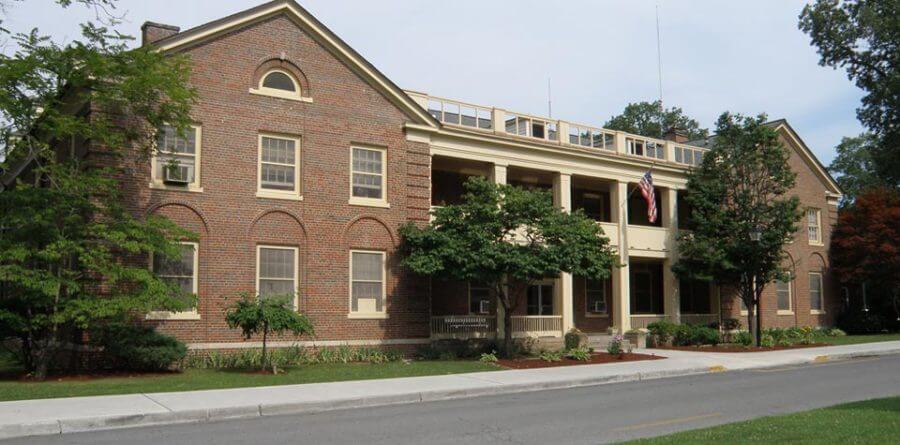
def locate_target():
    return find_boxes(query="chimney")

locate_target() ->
[664,127,690,143]
[141,21,180,46]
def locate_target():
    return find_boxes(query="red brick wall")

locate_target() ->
[720,132,838,329]
[113,15,431,345]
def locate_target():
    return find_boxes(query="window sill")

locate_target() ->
[585,312,609,318]
[631,314,666,317]
[348,197,391,208]
[256,190,303,201]
[348,312,388,320]
[810,310,826,315]
[149,182,203,193]
[249,88,313,102]
[146,311,200,321]
[808,242,825,247]
[777,310,794,316]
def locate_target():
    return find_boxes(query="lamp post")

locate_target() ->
[749,225,762,345]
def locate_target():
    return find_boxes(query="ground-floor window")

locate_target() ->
[150,241,198,315]
[350,250,386,317]
[679,279,711,314]
[585,278,609,314]
[630,262,664,314]
[257,245,298,308]
[527,284,554,315]
[809,273,823,312]
[776,274,792,312]
[469,282,492,314]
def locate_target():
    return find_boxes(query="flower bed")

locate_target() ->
[496,352,663,369]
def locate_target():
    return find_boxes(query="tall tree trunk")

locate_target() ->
[756,298,763,346]
[261,323,268,371]
[503,309,513,358]
[746,303,755,347]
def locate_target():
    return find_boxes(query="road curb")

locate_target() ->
[3,348,898,441]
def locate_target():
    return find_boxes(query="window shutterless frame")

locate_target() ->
[256,245,299,310]
[147,241,200,320]
[348,145,389,208]
[348,249,387,319]
[149,124,203,193]
[809,272,825,314]
[807,208,823,245]
[248,68,313,103]
[256,133,302,200]
[776,274,793,314]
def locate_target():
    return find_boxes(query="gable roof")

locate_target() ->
[152,0,439,128]
[686,119,843,196]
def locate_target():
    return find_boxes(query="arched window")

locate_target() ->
[261,70,297,92]
[249,67,312,102]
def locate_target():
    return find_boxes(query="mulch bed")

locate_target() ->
[12,370,180,382]
[496,352,664,369]
[655,343,831,353]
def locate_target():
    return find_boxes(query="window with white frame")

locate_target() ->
[627,137,665,159]
[469,282,492,314]
[350,250,386,317]
[258,134,300,197]
[586,278,608,314]
[249,69,311,102]
[776,274,792,312]
[150,242,198,317]
[153,125,200,189]
[257,246,298,307]
[807,208,821,244]
[427,99,492,130]
[675,146,705,166]
[809,272,823,312]
[350,146,387,204]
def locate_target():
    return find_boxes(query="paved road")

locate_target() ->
[6,354,899,445]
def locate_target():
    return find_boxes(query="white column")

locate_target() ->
[663,188,679,323]
[613,180,631,332]
[554,173,574,334]
[493,163,507,339]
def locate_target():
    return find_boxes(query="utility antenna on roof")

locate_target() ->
[656,2,665,137]
[547,77,553,118]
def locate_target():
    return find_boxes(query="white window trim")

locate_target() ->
[147,241,200,320]
[807,208,823,246]
[248,68,313,103]
[468,282,492,315]
[149,124,203,193]
[585,278,609,318]
[348,249,388,319]
[256,133,303,201]
[256,245,299,311]
[809,272,826,314]
[776,275,794,315]
[348,145,390,208]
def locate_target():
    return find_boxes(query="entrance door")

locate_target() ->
[527,284,554,315]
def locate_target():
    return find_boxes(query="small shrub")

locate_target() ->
[566,347,591,361]
[826,327,847,337]
[760,333,775,348]
[798,326,816,345]
[722,318,742,331]
[606,334,625,356]
[734,330,752,346]
[539,350,563,362]
[92,323,187,372]
[776,337,792,347]
[694,326,721,346]
[564,329,583,350]
[479,351,498,363]
[647,320,678,345]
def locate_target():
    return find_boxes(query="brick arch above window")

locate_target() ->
[809,252,827,271]
[146,201,210,236]
[249,58,312,102]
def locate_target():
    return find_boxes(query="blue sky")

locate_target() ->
[3,0,866,165]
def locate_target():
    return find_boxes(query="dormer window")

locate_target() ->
[249,67,312,102]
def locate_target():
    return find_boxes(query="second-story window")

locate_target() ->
[350,146,388,207]
[152,124,201,190]
[257,134,301,199]
[807,208,822,244]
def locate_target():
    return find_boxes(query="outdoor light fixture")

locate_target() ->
[749,226,762,242]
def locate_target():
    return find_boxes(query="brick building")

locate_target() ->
[8,0,844,350]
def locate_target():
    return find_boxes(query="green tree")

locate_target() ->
[0,3,197,379]
[799,0,900,187]
[400,177,618,355]
[225,294,314,372]
[604,100,709,140]
[673,113,801,346]
[828,133,886,205]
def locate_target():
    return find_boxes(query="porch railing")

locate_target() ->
[430,315,497,339]
[511,315,562,337]
[630,315,668,330]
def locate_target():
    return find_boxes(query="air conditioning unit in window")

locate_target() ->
[592,301,604,313]
[163,164,193,185]
[479,300,490,314]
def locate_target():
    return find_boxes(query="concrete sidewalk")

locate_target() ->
[2,341,899,441]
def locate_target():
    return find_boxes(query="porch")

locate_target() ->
[429,315,563,339]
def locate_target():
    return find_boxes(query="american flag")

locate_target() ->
[639,170,657,223]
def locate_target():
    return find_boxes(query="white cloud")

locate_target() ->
[4,0,865,164]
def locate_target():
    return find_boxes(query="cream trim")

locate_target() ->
[349,145,389,207]
[249,87,314,102]
[773,123,843,196]
[147,241,200,320]
[155,1,436,127]
[257,132,302,200]
[349,249,387,318]
[776,274,793,313]
[807,208,823,246]
[256,244,300,310]
[187,338,431,350]
[809,272,825,314]
[150,124,203,192]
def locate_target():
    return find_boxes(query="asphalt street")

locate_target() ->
[5,354,899,445]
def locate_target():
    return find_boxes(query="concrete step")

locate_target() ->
[586,334,632,350]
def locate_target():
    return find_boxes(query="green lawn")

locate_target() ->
[0,359,497,402]
[814,332,900,346]
[621,397,900,444]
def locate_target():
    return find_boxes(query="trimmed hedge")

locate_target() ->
[92,323,187,372]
